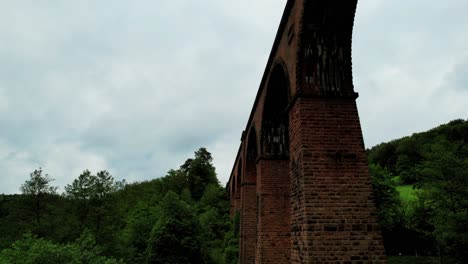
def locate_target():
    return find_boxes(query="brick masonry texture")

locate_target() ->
[227,0,387,263]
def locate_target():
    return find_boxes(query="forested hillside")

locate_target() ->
[368,119,467,263]
[0,148,238,264]
[0,120,466,263]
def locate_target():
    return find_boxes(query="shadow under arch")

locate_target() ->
[239,127,259,263]
[256,62,291,263]
[235,159,242,202]
[246,127,258,173]
[261,63,291,158]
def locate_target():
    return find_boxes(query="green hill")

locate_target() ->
[0,148,238,264]
[368,119,468,184]
[367,119,467,262]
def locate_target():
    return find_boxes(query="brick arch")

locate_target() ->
[254,63,292,263]
[261,63,291,158]
[246,127,258,170]
[239,127,258,263]
[236,159,242,199]
[233,160,242,214]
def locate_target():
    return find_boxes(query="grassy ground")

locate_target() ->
[388,256,439,264]
[396,185,417,202]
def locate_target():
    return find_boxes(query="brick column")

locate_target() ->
[230,199,235,218]
[289,96,387,263]
[234,195,241,215]
[256,159,291,263]
[240,182,256,263]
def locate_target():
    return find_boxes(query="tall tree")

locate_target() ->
[64,170,95,232]
[94,171,125,200]
[64,170,94,200]
[120,202,161,263]
[369,164,401,229]
[416,141,468,261]
[20,168,57,226]
[185,148,219,200]
[146,191,202,264]
[65,170,125,252]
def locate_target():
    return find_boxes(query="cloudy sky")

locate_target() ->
[1,0,467,194]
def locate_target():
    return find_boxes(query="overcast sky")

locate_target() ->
[1,0,467,194]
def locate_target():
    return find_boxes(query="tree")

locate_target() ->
[185,148,219,200]
[160,169,189,196]
[20,168,57,197]
[119,202,161,263]
[395,137,424,184]
[197,184,231,263]
[65,170,126,252]
[90,170,125,243]
[221,211,240,264]
[368,141,399,174]
[416,141,468,261]
[369,164,402,230]
[200,184,229,213]
[94,171,126,200]
[20,168,57,226]
[64,170,94,200]
[64,170,95,232]
[146,191,202,264]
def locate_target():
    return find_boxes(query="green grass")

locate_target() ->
[396,185,417,202]
[392,176,403,185]
[388,256,438,264]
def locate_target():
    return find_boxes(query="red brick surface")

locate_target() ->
[256,159,291,263]
[288,97,386,263]
[227,0,387,263]
[240,165,257,263]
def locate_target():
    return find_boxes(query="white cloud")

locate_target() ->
[42,142,110,193]
[0,87,8,113]
[0,0,467,193]
[0,139,110,194]
[353,0,468,147]
[0,140,37,194]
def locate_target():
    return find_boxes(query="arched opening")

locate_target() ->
[262,64,290,158]
[239,128,258,263]
[256,63,291,263]
[246,128,258,175]
[235,159,242,202]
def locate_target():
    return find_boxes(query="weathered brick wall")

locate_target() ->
[288,96,387,263]
[240,182,257,263]
[234,186,241,216]
[256,159,291,263]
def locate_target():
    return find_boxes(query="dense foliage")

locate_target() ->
[0,232,122,264]
[368,119,468,263]
[0,148,238,264]
[1,119,466,263]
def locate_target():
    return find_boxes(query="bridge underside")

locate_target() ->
[227,0,387,263]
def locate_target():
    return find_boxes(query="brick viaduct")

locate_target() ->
[226,0,387,263]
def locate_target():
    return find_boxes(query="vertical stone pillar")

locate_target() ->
[289,97,387,263]
[240,181,256,263]
[230,197,235,218]
[256,159,290,263]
